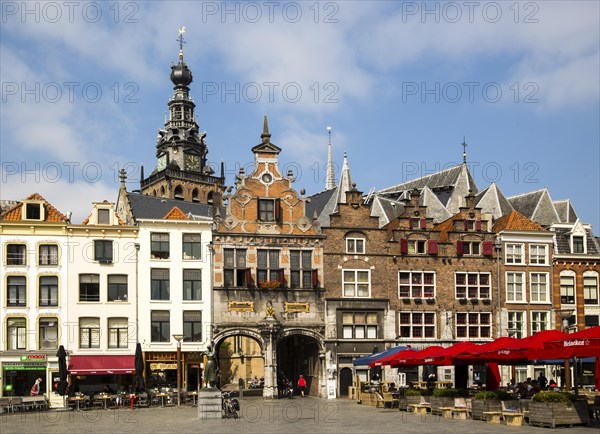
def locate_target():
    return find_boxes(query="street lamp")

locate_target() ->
[554,309,574,392]
[173,334,184,406]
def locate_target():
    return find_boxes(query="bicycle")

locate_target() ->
[222,391,239,419]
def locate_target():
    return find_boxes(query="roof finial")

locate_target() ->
[261,115,271,143]
[461,136,468,164]
[325,126,335,190]
[177,26,186,61]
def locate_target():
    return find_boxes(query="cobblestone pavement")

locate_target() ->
[2,397,599,434]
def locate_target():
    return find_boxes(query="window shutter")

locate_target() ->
[311,269,319,289]
[278,269,284,284]
[482,241,493,256]
[427,240,438,255]
[275,198,281,222]
[420,218,427,229]
[245,269,252,288]
[408,218,413,229]
[476,219,482,231]
[400,238,408,254]
[456,240,464,256]
[463,220,468,231]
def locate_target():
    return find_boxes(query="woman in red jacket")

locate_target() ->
[297,375,307,397]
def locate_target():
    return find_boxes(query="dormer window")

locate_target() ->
[97,209,110,225]
[22,201,44,221]
[572,236,584,254]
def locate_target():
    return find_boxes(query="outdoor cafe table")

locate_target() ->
[188,391,198,406]
[69,396,86,411]
[97,394,114,409]
[155,392,169,407]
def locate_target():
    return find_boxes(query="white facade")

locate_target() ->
[137,218,213,356]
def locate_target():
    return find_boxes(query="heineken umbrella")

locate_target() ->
[134,343,145,391]
[56,345,68,396]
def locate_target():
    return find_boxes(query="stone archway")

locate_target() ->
[276,329,324,397]
[213,329,265,390]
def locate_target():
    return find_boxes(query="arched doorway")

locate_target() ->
[339,367,352,397]
[277,334,320,397]
[216,335,264,389]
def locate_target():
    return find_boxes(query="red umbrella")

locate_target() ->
[370,348,416,367]
[527,326,600,360]
[482,329,567,364]
[425,341,480,365]
[486,363,501,391]
[390,346,445,368]
[452,337,518,365]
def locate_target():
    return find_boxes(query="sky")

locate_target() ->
[1,1,599,231]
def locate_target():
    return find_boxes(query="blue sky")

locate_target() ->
[1,1,599,230]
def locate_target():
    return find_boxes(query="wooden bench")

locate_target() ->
[483,411,502,424]
[407,403,431,415]
[376,393,398,409]
[503,411,524,426]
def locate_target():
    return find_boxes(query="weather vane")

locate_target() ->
[177,26,186,52]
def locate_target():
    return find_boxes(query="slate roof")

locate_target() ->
[508,188,559,226]
[553,200,578,223]
[475,183,513,220]
[126,193,214,220]
[377,164,478,196]
[553,226,600,255]
[306,188,336,221]
[493,210,546,232]
[370,196,404,228]
[0,193,69,222]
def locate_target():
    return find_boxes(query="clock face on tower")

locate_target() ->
[185,154,201,171]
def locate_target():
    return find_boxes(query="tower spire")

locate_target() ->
[261,115,271,143]
[461,136,468,164]
[177,26,186,61]
[325,126,335,190]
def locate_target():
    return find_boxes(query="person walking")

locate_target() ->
[297,375,307,397]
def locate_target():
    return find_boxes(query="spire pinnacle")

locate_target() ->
[461,136,468,164]
[325,126,335,190]
[261,115,271,143]
[177,26,186,61]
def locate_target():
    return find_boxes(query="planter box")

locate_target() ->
[471,399,501,420]
[430,396,456,415]
[528,401,590,428]
[401,395,424,410]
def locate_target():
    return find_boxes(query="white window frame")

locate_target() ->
[530,272,549,303]
[455,312,491,339]
[346,237,365,254]
[559,271,576,305]
[342,269,371,298]
[398,311,437,339]
[506,272,525,303]
[583,271,599,305]
[529,244,548,265]
[571,234,586,254]
[531,311,549,334]
[341,312,378,339]
[455,272,491,299]
[507,311,525,338]
[505,243,524,264]
[398,271,436,298]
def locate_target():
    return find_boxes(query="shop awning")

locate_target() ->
[353,346,409,366]
[69,355,135,375]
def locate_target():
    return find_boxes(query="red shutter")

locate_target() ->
[278,269,284,285]
[482,241,493,256]
[311,269,319,289]
[476,219,482,231]
[427,240,438,255]
[245,269,252,287]
[400,238,408,254]
[456,240,464,256]
[463,220,468,231]
[420,218,427,229]
[275,199,281,222]
[408,218,413,229]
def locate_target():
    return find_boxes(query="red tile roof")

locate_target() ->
[0,193,68,222]
[493,210,545,232]
[163,207,189,220]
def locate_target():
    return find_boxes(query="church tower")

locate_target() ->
[140,28,224,204]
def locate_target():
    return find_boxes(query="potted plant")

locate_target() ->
[402,297,411,304]
[470,298,479,304]
[471,391,508,420]
[430,388,469,415]
[481,298,491,305]
[529,391,589,428]
[414,298,423,304]
[426,298,436,304]
[458,298,468,305]
[258,280,281,289]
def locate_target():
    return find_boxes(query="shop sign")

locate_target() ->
[150,363,177,370]
[20,354,47,362]
[3,363,46,371]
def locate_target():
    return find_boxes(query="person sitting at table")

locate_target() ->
[548,379,560,391]
[102,384,115,394]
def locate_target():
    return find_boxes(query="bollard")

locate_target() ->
[130,394,135,411]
